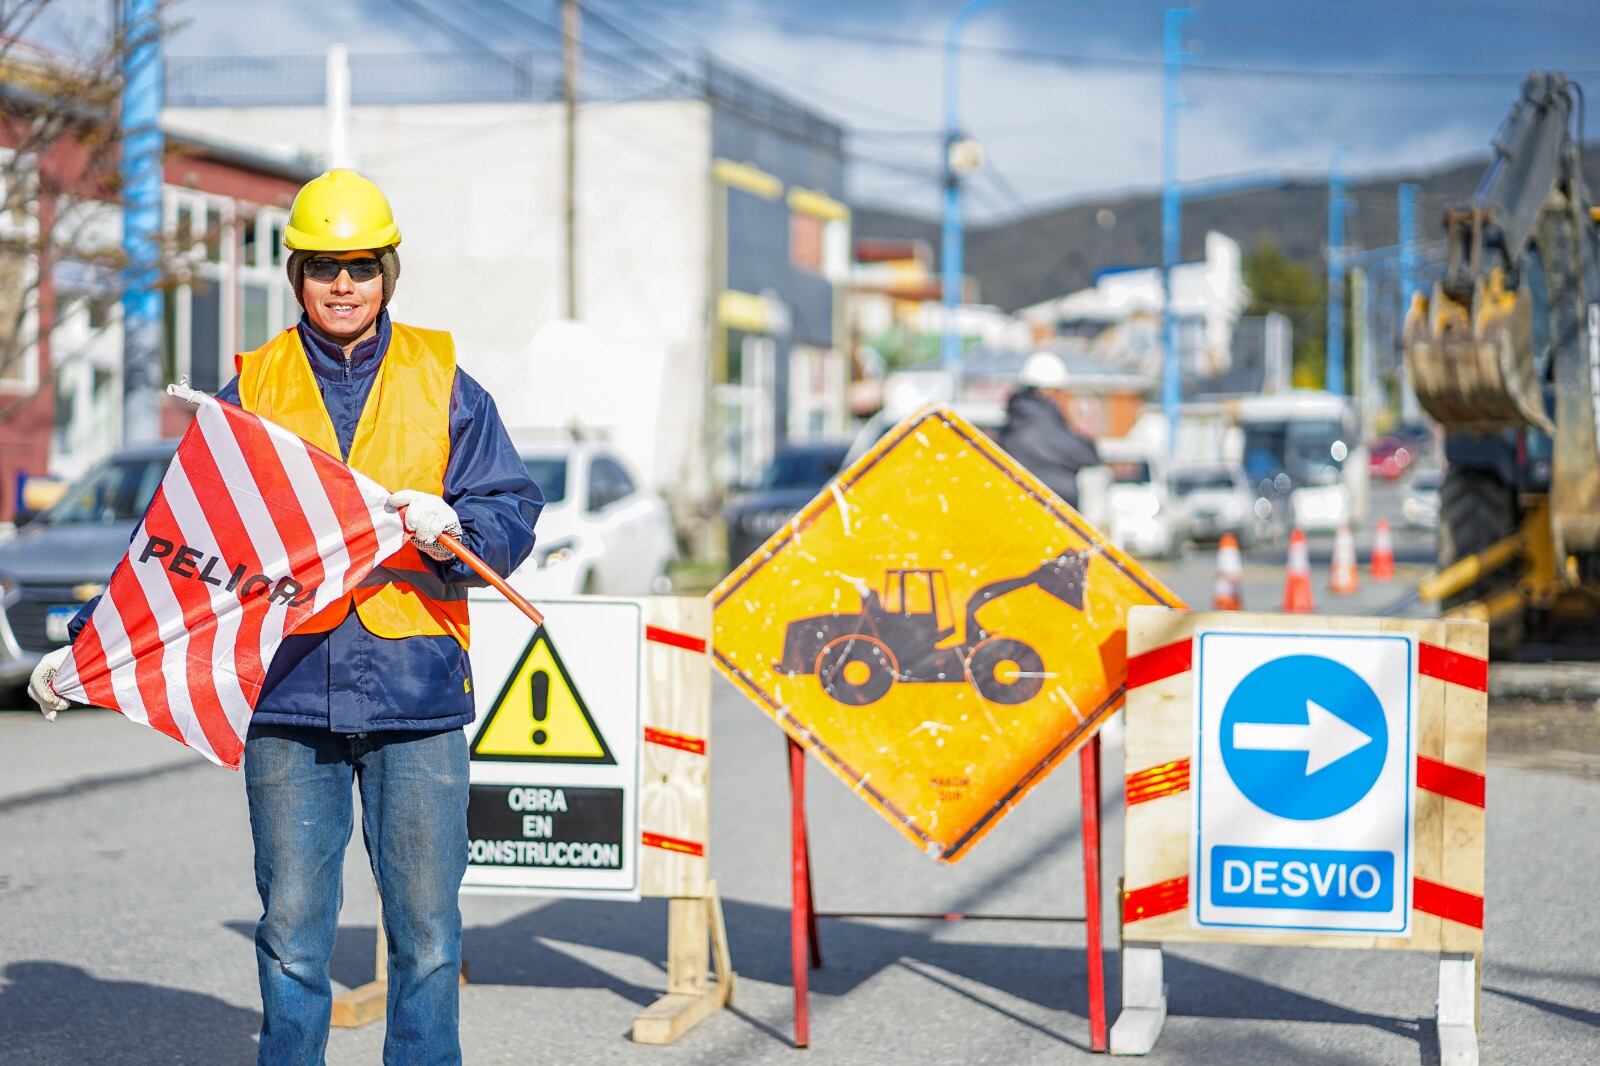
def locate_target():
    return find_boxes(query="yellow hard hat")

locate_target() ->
[284,168,402,252]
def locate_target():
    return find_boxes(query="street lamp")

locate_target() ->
[940,0,1019,380]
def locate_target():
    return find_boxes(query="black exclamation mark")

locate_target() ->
[531,670,550,746]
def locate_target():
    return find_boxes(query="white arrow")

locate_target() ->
[1233,700,1373,775]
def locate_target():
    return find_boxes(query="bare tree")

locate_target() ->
[0,0,191,417]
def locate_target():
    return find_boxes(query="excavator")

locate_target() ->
[1404,71,1600,656]
[773,551,1089,706]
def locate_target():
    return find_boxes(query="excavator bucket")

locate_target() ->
[1403,271,1553,434]
[1032,550,1089,610]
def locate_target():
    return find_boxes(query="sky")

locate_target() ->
[44,0,1600,222]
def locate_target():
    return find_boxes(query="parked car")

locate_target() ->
[1402,467,1443,531]
[508,436,676,598]
[1099,441,1185,559]
[1172,464,1259,545]
[1369,437,1416,481]
[724,441,850,568]
[0,441,176,690]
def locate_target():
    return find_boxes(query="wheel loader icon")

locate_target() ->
[774,551,1090,706]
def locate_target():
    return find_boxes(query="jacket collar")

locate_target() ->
[297,310,392,381]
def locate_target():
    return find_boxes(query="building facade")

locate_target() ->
[166,51,850,538]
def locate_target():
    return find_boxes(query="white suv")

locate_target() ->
[509,436,676,597]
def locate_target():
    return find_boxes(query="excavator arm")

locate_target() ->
[1405,70,1600,559]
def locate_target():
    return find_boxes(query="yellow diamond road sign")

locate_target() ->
[712,406,1183,862]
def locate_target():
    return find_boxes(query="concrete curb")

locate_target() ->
[1489,663,1600,703]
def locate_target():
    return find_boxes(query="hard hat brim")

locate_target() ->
[283,220,402,252]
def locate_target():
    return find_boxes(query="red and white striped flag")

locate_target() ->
[50,390,408,769]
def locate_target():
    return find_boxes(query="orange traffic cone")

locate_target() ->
[1211,533,1244,610]
[1371,518,1395,582]
[1283,528,1314,613]
[1329,524,1360,595]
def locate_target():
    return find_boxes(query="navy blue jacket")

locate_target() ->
[71,312,543,734]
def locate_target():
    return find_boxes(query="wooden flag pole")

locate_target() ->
[433,531,544,627]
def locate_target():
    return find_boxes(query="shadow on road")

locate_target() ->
[229,895,1440,1056]
[0,961,260,1065]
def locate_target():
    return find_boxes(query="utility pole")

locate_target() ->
[940,0,1008,383]
[1326,150,1346,396]
[1350,266,1370,433]
[120,0,164,445]
[1397,182,1420,422]
[1160,6,1193,450]
[563,0,580,321]
[325,44,352,168]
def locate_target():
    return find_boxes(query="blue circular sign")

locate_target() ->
[1219,654,1386,820]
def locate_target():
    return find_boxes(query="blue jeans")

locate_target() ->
[244,724,469,1066]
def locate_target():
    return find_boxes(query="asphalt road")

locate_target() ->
[1,482,1596,1064]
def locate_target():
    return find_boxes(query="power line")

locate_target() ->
[619,0,1600,83]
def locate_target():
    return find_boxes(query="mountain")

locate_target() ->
[853,147,1600,313]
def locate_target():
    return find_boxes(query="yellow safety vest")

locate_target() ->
[236,323,470,648]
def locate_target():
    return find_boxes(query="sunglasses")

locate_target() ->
[303,256,382,283]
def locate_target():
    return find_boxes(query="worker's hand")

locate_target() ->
[387,489,462,561]
[27,647,70,721]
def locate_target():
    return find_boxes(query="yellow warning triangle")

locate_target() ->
[471,625,615,764]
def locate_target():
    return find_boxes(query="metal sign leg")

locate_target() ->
[788,736,812,1048]
[1080,733,1108,1051]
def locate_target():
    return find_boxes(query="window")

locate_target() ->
[242,282,270,350]
[586,456,634,513]
[241,214,259,268]
[790,212,823,274]
[189,282,221,392]
[522,456,568,504]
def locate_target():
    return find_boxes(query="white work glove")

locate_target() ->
[387,489,462,562]
[28,647,71,721]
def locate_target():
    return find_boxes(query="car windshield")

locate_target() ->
[522,457,568,504]
[757,448,847,491]
[1411,469,1443,491]
[1173,470,1236,495]
[1243,419,1346,486]
[46,456,166,524]
[1110,460,1152,484]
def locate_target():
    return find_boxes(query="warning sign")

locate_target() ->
[471,627,616,764]
[463,596,642,899]
[712,406,1181,862]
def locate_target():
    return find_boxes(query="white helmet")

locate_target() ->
[1019,351,1069,390]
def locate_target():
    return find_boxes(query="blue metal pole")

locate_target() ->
[940,0,1017,382]
[1326,150,1346,396]
[1397,181,1419,421]
[940,21,963,377]
[1160,6,1192,448]
[121,0,164,444]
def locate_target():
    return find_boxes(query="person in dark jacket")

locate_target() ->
[999,352,1100,508]
[37,170,542,1066]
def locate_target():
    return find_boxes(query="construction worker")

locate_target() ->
[998,351,1100,508]
[31,168,543,1065]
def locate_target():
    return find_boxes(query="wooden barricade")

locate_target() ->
[1111,608,1487,1065]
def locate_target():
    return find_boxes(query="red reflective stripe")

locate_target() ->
[1417,755,1486,807]
[1414,877,1484,929]
[1123,876,1189,923]
[1125,758,1190,805]
[1418,642,1488,692]
[645,625,707,654]
[1125,638,1193,690]
[644,727,707,756]
[641,831,705,857]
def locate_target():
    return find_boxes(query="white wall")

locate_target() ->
[163,100,712,501]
